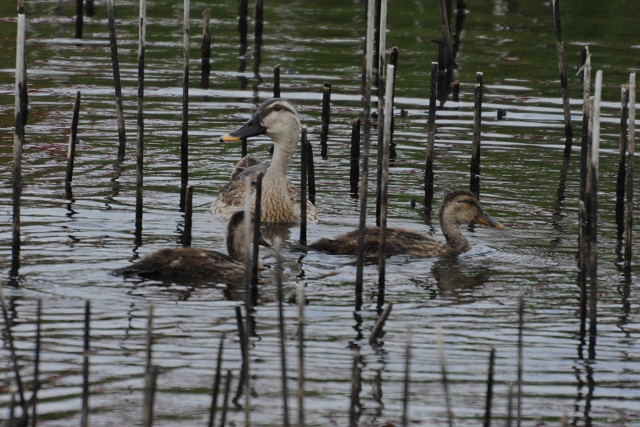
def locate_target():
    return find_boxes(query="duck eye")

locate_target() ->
[272,105,284,111]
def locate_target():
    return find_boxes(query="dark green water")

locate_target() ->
[1,0,639,426]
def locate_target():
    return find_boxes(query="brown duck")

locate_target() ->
[115,211,263,285]
[310,190,503,257]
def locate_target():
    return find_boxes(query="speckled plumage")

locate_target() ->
[211,99,318,223]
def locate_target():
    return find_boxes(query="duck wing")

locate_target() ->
[211,159,268,219]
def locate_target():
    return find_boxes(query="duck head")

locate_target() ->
[439,190,504,229]
[221,98,301,146]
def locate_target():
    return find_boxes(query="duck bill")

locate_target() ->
[475,210,504,230]
[220,115,267,141]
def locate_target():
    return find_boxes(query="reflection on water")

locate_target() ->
[1,0,640,425]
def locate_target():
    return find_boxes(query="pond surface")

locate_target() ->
[1,0,639,426]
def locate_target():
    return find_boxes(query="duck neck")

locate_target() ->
[440,216,470,253]
[261,135,297,221]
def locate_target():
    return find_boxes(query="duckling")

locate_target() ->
[115,211,263,285]
[309,190,503,257]
[211,98,318,223]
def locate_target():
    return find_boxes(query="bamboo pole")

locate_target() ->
[11,4,26,277]
[300,127,308,244]
[552,0,574,158]
[624,73,636,266]
[81,301,90,427]
[180,0,190,212]
[107,0,127,163]
[377,64,395,312]
[437,0,454,69]
[201,9,211,89]
[297,284,306,427]
[374,0,388,225]
[355,0,376,311]
[135,0,147,247]
[425,61,438,221]
[470,72,483,198]
[588,71,602,359]
[207,335,225,427]
[65,91,82,190]
[305,142,316,205]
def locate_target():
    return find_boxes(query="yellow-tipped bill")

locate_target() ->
[475,210,504,230]
[220,134,242,142]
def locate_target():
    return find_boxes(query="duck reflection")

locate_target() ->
[430,256,491,298]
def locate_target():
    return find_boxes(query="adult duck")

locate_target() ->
[211,98,318,223]
[115,211,264,285]
[310,190,503,257]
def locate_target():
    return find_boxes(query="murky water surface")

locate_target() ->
[1,0,639,425]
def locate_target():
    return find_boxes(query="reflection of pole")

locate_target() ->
[296,284,306,427]
[437,327,454,427]
[516,297,524,427]
[107,0,127,163]
[201,10,211,89]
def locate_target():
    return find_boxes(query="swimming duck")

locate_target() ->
[211,98,318,223]
[309,190,503,257]
[115,211,263,285]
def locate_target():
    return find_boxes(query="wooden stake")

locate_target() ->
[305,142,316,205]
[355,0,376,311]
[616,86,629,244]
[320,83,331,159]
[274,64,281,97]
[349,118,361,198]
[145,303,154,373]
[552,0,574,158]
[377,64,395,312]
[300,127,308,244]
[81,301,90,427]
[183,185,194,247]
[12,6,26,277]
[250,174,263,306]
[624,73,636,266]
[425,61,438,221]
[65,91,82,189]
[437,0,454,69]
[297,284,306,427]
[135,0,147,247]
[588,70,602,359]
[180,0,191,212]
[75,0,84,39]
[200,9,211,89]
[483,348,496,427]
[470,72,483,198]
[107,0,127,163]
[207,334,225,427]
